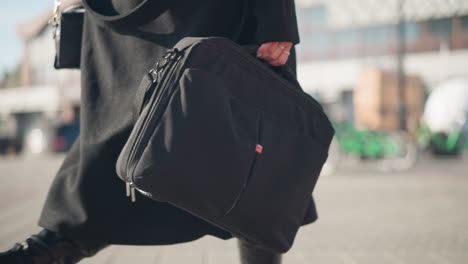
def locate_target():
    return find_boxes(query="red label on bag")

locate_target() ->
[255,144,263,154]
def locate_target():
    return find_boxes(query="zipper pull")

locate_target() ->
[126,182,136,202]
[148,69,159,84]
[131,184,136,202]
[169,48,180,60]
[126,182,131,197]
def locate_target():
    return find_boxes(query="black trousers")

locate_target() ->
[238,240,282,264]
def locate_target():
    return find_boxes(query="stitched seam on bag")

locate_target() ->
[222,114,262,216]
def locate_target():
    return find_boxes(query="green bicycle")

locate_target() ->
[322,121,418,176]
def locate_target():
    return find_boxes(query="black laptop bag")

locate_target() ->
[116,37,334,253]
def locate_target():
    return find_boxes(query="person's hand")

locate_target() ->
[256,42,293,66]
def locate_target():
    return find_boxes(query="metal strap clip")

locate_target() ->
[50,0,62,26]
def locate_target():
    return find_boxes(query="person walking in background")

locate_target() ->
[0,0,318,263]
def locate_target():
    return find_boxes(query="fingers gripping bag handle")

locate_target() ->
[241,44,302,88]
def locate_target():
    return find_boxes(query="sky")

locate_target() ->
[0,0,53,75]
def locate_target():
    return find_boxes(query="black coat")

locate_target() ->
[39,0,318,245]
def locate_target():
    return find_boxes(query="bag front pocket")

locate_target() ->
[218,105,329,252]
[131,68,262,219]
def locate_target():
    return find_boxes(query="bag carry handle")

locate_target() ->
[241,45,302,89]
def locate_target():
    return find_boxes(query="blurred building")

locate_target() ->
[295,0,468,100]
[16,0,80,104]
[0,0,80,154]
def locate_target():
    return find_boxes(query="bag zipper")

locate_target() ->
[124,49,184,202]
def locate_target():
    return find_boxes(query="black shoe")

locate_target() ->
[0,229,108,264]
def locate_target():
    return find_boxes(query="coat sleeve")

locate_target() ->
[251,0,300,44]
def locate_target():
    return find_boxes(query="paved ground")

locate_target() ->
[0,152,467,263]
